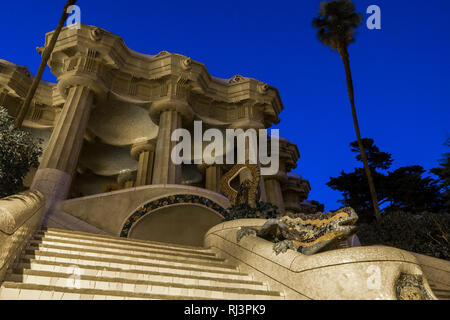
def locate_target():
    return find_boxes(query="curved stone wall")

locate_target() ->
[59,184,229,237]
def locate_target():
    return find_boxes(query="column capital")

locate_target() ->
[130,140,156,160]
[149,97,194,125]
[57,75,108,106]
[228,119,265,130]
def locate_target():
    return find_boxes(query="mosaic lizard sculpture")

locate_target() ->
[237,207,359,255]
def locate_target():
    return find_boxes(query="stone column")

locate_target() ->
[265,138,301,214]
[264,158,288,214]
[206,165,222,193]
[152,110,182,184]
[264,177,286,214]
[131,140,156,186]
[198,164,222,193]
[31,85,94,216]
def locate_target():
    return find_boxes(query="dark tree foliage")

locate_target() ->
[224,201,279,221]
[0,107,42,198]
[357,211,450,261]
[312,0,362,50]
[327,168,386,222]
[350,138,393,170]
[327,138,444,222]
[385,166,443,213]
[430,138,450,213]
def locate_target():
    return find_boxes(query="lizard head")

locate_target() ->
[328,207,359,237]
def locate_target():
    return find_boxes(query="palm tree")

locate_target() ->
[15,0,77,128]
[312,0,381,222]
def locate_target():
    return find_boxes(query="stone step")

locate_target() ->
[0,282,192,300]
[22,250,243,278]
[428,281,450,300]
[433,292,450,300]
[34,231,215,257]
[429,287,450,300]
[39,227,211,254]
[429,282,450,291]
[0,227,285,300]
[18,257,250,280]
[14,259,264,290]
[5,270,282,300]
[28,239,223,264]
[25,244,234,272]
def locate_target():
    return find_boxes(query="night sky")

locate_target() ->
[2,0,449,210]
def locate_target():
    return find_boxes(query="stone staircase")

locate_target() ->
[0,227,284,300]
[428,280,450,300]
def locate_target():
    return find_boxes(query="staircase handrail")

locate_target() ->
[0,190,45,282]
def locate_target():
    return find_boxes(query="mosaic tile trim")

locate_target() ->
[120,194,227,237]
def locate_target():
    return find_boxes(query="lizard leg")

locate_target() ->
[273,240,296,255]
[237,227,258,243]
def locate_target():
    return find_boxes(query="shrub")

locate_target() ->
[0,106,42,198]
[223,201,279,221]
[357,211,449,261]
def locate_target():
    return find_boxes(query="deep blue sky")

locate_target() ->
[2,0,449,210]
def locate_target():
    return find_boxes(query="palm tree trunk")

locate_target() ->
[15,0,77,128]
[338,46,382,222]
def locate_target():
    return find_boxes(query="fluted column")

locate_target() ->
[264,159,288,213]
[206,165,222,193]
[152,110,182,184]
[198,164,223,193]
[264,177,285,214]
[131,140,156,186]
[31,85,94,216]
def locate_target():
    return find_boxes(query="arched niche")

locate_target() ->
[120,194,227,246]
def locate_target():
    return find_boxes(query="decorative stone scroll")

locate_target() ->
[90,27,103,41]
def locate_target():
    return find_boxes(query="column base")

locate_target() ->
[30,168,72,222]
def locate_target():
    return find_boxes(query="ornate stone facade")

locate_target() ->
[0,24,310,224]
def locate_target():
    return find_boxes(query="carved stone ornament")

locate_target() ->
[90,27,103,41]
[182,57,192,70]
[220,163,260,206]
[228,75,246,84]
[258,82,269,94]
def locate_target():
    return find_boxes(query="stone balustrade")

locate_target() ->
[204,219,438,300]
[0,191,45,282]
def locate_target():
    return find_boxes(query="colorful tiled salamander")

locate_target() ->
[237,207,359,255]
